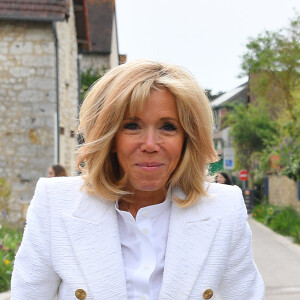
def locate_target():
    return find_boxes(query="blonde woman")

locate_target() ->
[12,60,264,299]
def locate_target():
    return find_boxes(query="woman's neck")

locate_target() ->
[119,189,166,218]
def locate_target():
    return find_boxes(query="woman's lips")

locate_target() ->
[136,162,163,169]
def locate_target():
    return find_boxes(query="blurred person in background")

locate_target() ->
[216,171,233,185]
[48,164,68,177]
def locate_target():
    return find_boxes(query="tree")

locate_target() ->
[260,120,300,181]
[80,66,107,104]
[225,103,278,187]
[205,89,224,101]
[240,13,300,181]
[241,13,300,122]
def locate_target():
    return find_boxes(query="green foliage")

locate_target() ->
[253,204,300,243]
[269,207,300,238]
[241,14,300,113]
[280,143,300,181]
[252,203,276,223]
[239,13,300,181]
[0,178,11,219]
[226,103,277,153]
[225,103,278,185]
[80,67,107,103]
[205,89,224,101]
[259,121,300,181]
[0,225,23,292]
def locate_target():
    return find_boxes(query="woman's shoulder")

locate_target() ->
[204,182,245,215]
[173,182,242,206]
[37,175,83,189]
[172,183,245,221]
[35,176,84,204]
[205,182,241,195]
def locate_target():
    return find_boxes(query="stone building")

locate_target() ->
[211,83,249,157]
[0,0,79,222]
[209,83,249,178]
[74,0,121,71]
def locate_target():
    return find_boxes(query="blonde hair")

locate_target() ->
[77,60,218,207]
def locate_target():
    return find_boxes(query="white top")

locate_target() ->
[116,192,171,300]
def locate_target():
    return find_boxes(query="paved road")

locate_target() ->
[249,217,300,300]
[0,291,10,300]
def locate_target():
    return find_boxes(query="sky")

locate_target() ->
[115,0,300,94]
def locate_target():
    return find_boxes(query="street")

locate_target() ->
[249,217,300,300]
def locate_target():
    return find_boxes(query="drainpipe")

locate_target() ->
[77,54,82,108]
[52,21,60,163]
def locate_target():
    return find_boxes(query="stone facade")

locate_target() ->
[55,2,79,174]
[268,175,300,212]
[0,21,56,222]
[211,83,248,157]
[109,14,120,68]
[80,53,110,72]
[0,3,78,223]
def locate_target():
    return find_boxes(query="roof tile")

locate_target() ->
[86,0,114,53]
[0,0,70,21]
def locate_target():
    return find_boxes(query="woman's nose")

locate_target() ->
[140,129,160,152]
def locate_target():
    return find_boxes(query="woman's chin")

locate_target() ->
[129,181,167,193]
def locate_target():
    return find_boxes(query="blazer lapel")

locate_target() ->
[62,192,127,299]
[159,188,220,300]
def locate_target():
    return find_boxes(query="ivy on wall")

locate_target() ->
[80,66,107,104]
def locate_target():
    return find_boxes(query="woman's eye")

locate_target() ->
[161,123,177,131]
[123,122,139,130]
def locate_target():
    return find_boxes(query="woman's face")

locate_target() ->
[48,167,55,177]
[114,89,185,194]
[217,173,226,184]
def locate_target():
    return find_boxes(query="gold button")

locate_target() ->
[75,289,87,299]
[203,288,213,299]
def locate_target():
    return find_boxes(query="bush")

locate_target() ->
[253,203,300,243]
[252,203,275,223]
[269,207,300,238]
[0,178,11,218]
[0,225,23,292]
[80,67,106,102]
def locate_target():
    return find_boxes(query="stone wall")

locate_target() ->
[56,0,79,175]
[80,53,110,71]
[268,175,300,212]
[0,21,57,222]
[110,14,119,68]
[0,3,79,223]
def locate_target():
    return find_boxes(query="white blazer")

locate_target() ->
[11,176,264,300]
